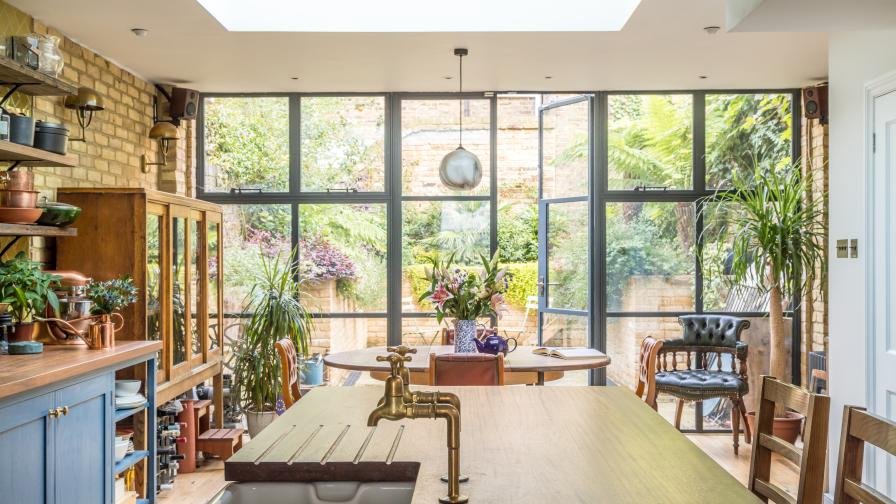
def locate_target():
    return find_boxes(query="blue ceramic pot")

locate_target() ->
[453,319,477,353]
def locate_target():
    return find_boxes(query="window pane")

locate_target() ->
[203,97,290,192]
[300,96,386,192]
[314,317,387,386]
[607,94,693,190]
[541,312,589,386]
[402,201,490,312]
[401,316,444,347]
[546,201,589,311]
[298,204,387,313]
[222,204,292,313]
[542,98,590,199]
[606,202,695,312]
[401,99,491,196]
[705,93,792,188]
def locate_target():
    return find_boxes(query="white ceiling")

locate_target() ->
[9,0,828,92]
[727,0,896,32]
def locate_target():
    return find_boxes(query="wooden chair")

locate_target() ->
[834,406,896,504]
[634,337,663,410]
[748,376,830,504]
[274,338,302,409]
[429,352,505,386]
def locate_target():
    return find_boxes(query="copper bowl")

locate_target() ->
[0,171,34,191]
[0,207,42,224]
[0,189,38,208]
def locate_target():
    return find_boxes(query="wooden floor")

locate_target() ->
[156,432,799,504]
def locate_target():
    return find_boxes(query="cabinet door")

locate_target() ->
[206,212,224,361]
[54,374,113,504]
[0,392,55,504]
[147,203,168,384]
[170,205,191,380]
[189,210,204,367]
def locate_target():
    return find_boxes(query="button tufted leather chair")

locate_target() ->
[653,315,751,454]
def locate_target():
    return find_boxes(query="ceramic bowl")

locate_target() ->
[115,380,141,397]
[114,439,129,462]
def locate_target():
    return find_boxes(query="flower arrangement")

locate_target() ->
[86,276,139,315]
[419,251,508,324]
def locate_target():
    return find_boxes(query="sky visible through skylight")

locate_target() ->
[195,0,642,32]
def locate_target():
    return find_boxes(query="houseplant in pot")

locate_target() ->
[698,159,825,443]
[85,276,138,348]
[419,251,508,352]
[231,248,313,437]
[0,252,60,342]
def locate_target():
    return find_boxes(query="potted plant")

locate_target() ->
[85,276,138,348]
[0,252,60,342]
[231,248,313,437]
[699,160,824,442]
[419,251,508,352]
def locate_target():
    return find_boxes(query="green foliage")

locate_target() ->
[497,204,538,263]
[0,253,60,323]
[503,263,538,309]
[232,249,314,413]
[86,276,138,315]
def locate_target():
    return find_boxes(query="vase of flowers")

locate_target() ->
[420,251,508,353]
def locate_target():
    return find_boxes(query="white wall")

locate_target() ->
[827,29,896,492]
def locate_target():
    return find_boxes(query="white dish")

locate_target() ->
[115,380,142,397]
[114,439,129,462]
[115,394,146,409]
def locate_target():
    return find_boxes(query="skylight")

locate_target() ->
[195,0,641,32]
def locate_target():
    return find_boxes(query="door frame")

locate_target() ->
[864,69,896,485]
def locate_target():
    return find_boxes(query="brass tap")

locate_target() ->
[384,345,462,415]
[369,352,468,504]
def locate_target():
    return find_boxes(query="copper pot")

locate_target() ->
[0,170,34,191]
[0,189,38,208]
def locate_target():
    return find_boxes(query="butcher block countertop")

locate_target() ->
[226,386,760,503]
[0,340,161,401]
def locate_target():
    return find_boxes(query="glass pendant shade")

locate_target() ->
[439,146,483,191]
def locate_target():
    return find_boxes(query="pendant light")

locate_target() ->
[439,48,483,191]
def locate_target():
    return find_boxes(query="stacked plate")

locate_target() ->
[115,380,146,410]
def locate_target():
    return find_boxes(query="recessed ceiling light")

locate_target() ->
[699,75,708,79]
[703,26,720,34]
[290,76,300,80]
[131,28,149,37]
[545,76,553,80]
[196,0,642,32]
[443,76,453,80]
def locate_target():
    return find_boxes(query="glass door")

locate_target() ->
[537,96,593,385]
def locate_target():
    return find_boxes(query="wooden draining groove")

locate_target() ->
[353,427,377,464]
[320,425,352,465]
[386,425,405,465]
[287,425,324,465]
[254,424,296,465]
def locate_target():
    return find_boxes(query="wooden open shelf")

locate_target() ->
[0,55,77,96]
[0,139,78,166]
[0,222,77,237]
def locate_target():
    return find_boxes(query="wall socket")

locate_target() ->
[836,239,859,258]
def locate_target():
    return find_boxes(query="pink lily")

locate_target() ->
[429,283,454,308]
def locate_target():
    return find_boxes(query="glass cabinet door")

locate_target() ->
[207,214,223,356]
[146,206,166,382]
[171,208,189,376]
[189,212,203,365]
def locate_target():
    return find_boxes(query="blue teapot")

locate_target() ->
[474,332,518,356]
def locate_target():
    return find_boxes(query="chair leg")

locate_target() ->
[731,400,740,456]
[674,399,684,430]
[737,398,751,444]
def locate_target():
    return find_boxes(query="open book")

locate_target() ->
[532,347,603,360]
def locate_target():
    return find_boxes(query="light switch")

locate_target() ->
[850,239,859,258]
[836,239,848,258]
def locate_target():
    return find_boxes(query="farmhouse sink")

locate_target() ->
[210,481,416,504]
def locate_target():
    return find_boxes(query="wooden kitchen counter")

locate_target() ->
[226,386,761,503]
[0,340,162,401]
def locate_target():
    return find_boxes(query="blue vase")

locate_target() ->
[454,319,477,353]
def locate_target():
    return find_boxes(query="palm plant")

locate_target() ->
[698,159,824,410]
[231,248,314,416]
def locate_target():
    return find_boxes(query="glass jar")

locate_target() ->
[38,35,64,77]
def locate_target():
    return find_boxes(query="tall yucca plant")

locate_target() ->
[699,160,824,404]
[232,248,314,414]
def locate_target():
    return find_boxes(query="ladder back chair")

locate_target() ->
[835,406,896,504]
[748,376,830,504]
[274,338,302,409]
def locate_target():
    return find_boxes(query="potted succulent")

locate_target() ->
[0,252,60,342]
[419,251,508,352]
[699,160,824,443]
[231,248,313,437]
[85,276,138,348]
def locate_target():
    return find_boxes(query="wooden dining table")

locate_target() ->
[324,345,610,385]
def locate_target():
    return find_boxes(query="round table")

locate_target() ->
[324,345,611,385]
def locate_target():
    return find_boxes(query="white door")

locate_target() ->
[871,89,896,495]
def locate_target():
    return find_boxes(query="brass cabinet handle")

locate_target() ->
[48,408,60,418]
[59,406,69,416]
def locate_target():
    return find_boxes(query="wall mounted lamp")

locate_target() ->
[141,121,179,173]
[63,87,104,142]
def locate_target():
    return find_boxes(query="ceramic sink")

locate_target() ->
[210,481,416,504]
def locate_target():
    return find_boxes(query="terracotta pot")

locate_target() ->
[10,322,35,342]
[746,410,804,444]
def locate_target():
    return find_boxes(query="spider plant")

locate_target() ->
[231,248,314,416]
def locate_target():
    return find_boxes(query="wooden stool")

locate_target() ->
[196,428,244,461]
[192,399,213,438]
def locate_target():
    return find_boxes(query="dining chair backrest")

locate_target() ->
[275,338,301,409]
[835,406,896,504]
[748,376,830,504]
[429,352,505,386]
[441,326,496,346]
[634,337,663,410]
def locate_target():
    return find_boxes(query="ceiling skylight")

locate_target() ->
[195,0,642,32]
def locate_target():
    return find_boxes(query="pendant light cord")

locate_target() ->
[458,52,463,148]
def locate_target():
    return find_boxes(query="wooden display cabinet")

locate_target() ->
[56,188,225,426]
